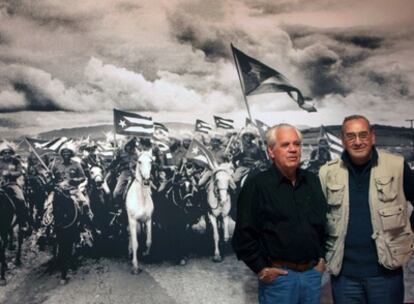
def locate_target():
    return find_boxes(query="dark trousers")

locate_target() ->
[331,272,404,304]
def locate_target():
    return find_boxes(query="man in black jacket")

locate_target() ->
[232,123,327,304]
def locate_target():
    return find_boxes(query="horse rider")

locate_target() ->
[40,142,95,244]
[80,141,104,179]
[210,134,231,165]
[171,135,192,171]
[197,134,233,189]
[50,143,88,203]
[0,142,30,233]
[106,137,138,209]
[49,143,94,222]
[138,137,152,151]
[232,128,267,184]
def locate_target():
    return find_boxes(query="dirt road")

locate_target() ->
[1,239,334,304]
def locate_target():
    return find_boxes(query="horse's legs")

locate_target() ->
[143,219,152,256]
[15,226,23,266]
[56,230,73,284]
[0,237,7,286]
[208,213,222,262]
[222,215,230,243]
[128,217,140,274]
[7,227,14,251]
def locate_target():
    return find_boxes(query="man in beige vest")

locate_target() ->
[319,115,414,303]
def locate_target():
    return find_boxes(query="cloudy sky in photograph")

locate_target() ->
[0,0,414,137]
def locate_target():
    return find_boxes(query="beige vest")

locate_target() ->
[319,150,414,275]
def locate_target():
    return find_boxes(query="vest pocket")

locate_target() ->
[378,205,406,231]
[326,213,340,237]
[388,232,414,265]
[375,176,397,202]
[326,183,344,206]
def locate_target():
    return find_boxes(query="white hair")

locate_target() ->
[265,123,302,148]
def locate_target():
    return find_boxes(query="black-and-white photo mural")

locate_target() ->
[1,1,413,303]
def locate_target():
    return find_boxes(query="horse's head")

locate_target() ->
[136,149,153,186]
[178,176,195,202]
[89,166,104,187]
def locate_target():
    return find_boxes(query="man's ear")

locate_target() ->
[267,145,274,159]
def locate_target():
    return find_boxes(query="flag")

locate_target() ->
[96,141,115,161]
[319,126,343,159]
[185,139,217,170]
[154,122,170,141]
[113,109,153,137]
[25,137,68,154]
[195,119,213,134]
[214,116,234,130]
[231,44,316,112]
[255,119,270,141]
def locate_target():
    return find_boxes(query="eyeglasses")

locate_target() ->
[343,131,371,142]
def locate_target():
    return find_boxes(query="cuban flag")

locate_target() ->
[231,44,316,112]
[185,139,217,170]
[195,119,213,134]
[25,136,69,153]
[214,116,234,130]
[113,109,153,137]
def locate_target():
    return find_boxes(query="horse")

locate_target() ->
[49,182,81,284]
[206,163,236,262]
[153,170,205,264]
[125,149,154,274]
[25,169,49,229]
[0,188,22,286]
[86,166,111,253]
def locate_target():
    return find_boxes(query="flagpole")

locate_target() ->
[231,44,253,122]
[24,137,51,172]
[113,109,118,149]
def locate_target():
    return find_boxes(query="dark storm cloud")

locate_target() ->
[281,25,396,98]
[166,1,241,61]
[12,82,61,111]
[365,71,411,97]
[301,54,351,97]
[168,11,233,61]
[334,34,383,50]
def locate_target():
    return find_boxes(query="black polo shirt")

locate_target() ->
[232,165,327,274]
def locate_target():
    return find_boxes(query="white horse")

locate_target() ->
[206,163,236,262]
[125,149,154,274]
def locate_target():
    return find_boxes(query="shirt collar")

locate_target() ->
[270,163,306,186]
